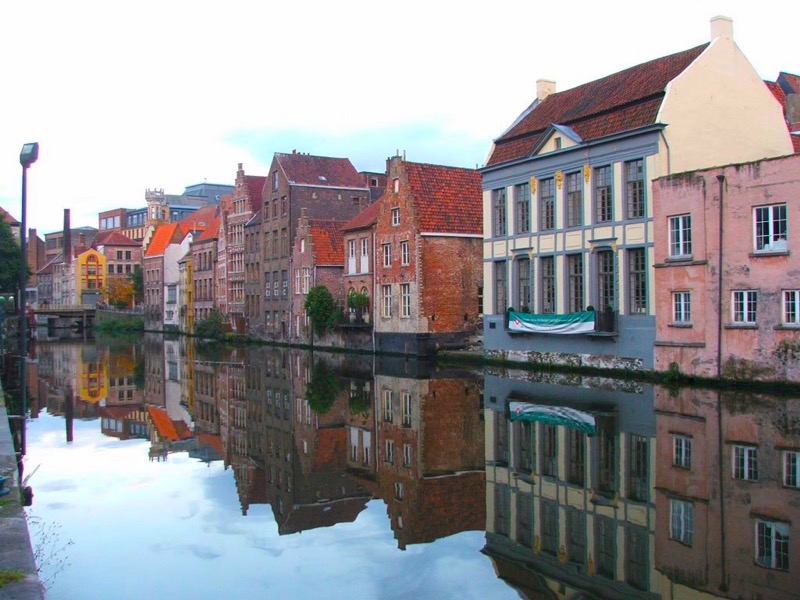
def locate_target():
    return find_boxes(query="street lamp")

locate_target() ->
[18,142,38,455]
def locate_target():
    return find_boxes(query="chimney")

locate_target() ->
[710,15,733,41]
[537,79,556,101]
[63,210,72,264]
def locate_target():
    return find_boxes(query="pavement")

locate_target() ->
[0,389,45,600]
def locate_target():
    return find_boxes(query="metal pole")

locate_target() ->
[18,164,28,456]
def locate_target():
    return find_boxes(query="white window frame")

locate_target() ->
[755,519,789,570]
[391,207,400,226]
[402,392,411,427]
[783,290,800,325]
[381,284,392,318]
[673,291,691,324]
[401,283,411,318]
[385,439,395,464]
[732,290,758,324]
[673,435,692,468]
[403,443,412,467]
[732,445,758,481]
[348,239,356,259]
[669,214,692,258]
[783,450,800,488]
[754,203,788,252]
[669,499,694,546]
[401,240,409,266]
[382,244,391,268]
[383,389,393,423]
[294,269,301,294]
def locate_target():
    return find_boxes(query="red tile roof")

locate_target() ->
[195,213,221,242]
[309,220,345,265]
[147,406,192,442]
[245,175,267,212]
[766,80,786,108]
[276,153,366,189]
[179,204,218,232]
[93,230,140,247]
[144,223,181,257]
[343,197,384,232]
[779,71,800,95]
[0,206,19,225]
[404,162,482,235]
[487,44,709,166]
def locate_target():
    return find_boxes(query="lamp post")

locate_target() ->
[18,142,38,456]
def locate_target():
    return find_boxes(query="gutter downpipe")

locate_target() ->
[716,175,725,378]
[716,173,728,592]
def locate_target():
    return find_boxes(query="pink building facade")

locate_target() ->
[653,153,800,382]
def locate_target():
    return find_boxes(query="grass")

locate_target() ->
[0,569,26,587]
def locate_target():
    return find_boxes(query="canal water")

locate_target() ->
[11,334,800,599]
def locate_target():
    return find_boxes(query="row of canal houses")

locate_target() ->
[133,17,797,381]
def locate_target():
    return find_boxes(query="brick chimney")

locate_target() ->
[63,209,71,264]
[537,79,556,101]
[710,15,733,41]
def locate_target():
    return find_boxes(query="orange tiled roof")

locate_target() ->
[487,44,709,166]
[343,196,384,232]
[146,406,185,441]
[309,220,345,265]
[144,223,181,257]
[405,162,482,235]
[276,153,366,189]
[195,214,221,242]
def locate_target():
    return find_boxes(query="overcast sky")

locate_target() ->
[1,0,797,235]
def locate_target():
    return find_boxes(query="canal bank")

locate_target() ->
[0,386,45,599]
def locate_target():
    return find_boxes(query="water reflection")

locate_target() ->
[19,337,800,599]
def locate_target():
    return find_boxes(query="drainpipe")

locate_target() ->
[716,175,725,378]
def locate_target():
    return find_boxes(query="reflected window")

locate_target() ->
[383,390,393,423]
[516,492,533,547]
[595,416,617,496]
[626,527,649,590]
[540,501,558,556]
[402,393,412,427]
[567,429,586,486]
[629,435,649,502]
[542,424,557,477]
[595,516,616,578]
[494,485,510,537]
[385,439,394,464]
[670,499,694,546]
[494,412,509,466]
[566,508,586,565]
[515,420,534,473]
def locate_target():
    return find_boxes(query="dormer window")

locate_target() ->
[554,137,562,150]
[391,207,400,226]
[371,177,379,187]
[272,171,278,191]
[300,239,305,253]
[393,178,400,193]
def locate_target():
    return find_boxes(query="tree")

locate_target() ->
[107,277,134,308]
[306,359,339,414]
[129,265,143,305]
[304,285,338,340]
[0,218,24,292]
[195,308,226,339]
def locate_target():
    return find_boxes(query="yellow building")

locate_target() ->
[76,248,107,305]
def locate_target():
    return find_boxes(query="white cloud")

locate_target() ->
[1,0,796,234]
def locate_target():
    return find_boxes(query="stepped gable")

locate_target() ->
[405,161,482,235]
[487,43,710,166]
[308,220,345,266]
[245,175,267,212]
[276,152,366,189]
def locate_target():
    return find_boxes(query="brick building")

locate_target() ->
[373,156,483,356]
[254,151,370,340]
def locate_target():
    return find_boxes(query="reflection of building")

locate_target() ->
[483,375,659,597]
[375,361,485,549]
[655,387,800,599]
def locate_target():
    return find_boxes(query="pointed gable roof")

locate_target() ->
[487,43,709,166]
[144,223,182,258]
[404,162,482,235]
[93,230,139,247]
[179,204,218,232]
[195,213,221,242]
[244,175,267,212]
[308,220,345,265]
[0,206,19,226]
[276,152,367,189]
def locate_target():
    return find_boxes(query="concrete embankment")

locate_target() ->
[0,386,45,599]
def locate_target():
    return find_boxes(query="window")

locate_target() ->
[272,171,278,190]
[756,520,789,570]
[116,250,123,260]
[294,269,301,294]
[403,444,412,467]
[565,171,583,227]
[597,250,615,311]
[567,429,586,486]
[494,260,507,314]
[625,159,645,219]
[670,499,694,546]
[783,290,800,325]
[754,204,787,251]
[382,243,391,267]
[628,248,647,314]
[492,188,507,236]
[629,434,649,502]
[595,516,616,578]
[733,445,758,480]
[402,392,411,427]
[516,420,534,473]
[400,241,409,266]
[667,214,692,259]
[673,292,691,324]
[516,492,533,547]
[401,283,411,318]
[542,424,557,477]
[626,527,649,591]
[385,439,395,464]
[783,451,799,488]
[540,256,555,314]
[567,254,584,313]
[732,290,758,324]
[348,239,356,259]
[540,501,559,555]
[594,165,613,223]
[673,435,692,468]
[393,178,400,193]
[539,178,555,231]
[391,207,400,226]
[383,390,393,422]
[515,182,530,233]
[381,284,392,318]
[566,509,587,565]
[516,258,531,311]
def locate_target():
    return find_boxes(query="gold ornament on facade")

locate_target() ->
[555,171,563,189]
[530,177,537,195]
[558,545,567,563]
[584,164,591,183]
[533,535,541,553]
